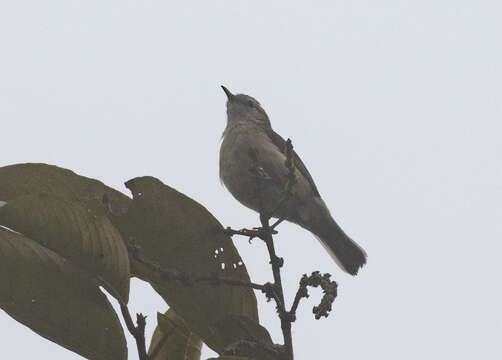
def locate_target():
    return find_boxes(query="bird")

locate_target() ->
[219,86,367,275]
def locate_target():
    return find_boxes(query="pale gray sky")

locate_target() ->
[1,1,501,359]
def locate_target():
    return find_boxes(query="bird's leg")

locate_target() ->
[271,217,285,230]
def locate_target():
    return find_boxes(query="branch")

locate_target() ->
[245,139,297,359]
[290,272,338,320]
[128,239,271,292]
[224,226,277,242]
[120,304,149,360]
[226,138,339,360]
[259,215,293,358]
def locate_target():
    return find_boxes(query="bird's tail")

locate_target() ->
[310,217,367,276]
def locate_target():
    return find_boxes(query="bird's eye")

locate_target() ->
[248,100,255,107]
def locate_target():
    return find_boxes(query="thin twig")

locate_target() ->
[289,272,338,320]
[247,139,339,359]
[120,304,149,360]
[128,239,278,293]
[246,140,297,359]
[260,215,293,358]
[289,276,309,319]
[224,226,277,242]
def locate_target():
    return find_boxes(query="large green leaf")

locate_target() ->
[0,163,132,303]
[0,227,127,360]
[114,176,272,353]
[0,163,130,214]
[0,164,274,355]
[0,194,130,303]
[148,310,202,360]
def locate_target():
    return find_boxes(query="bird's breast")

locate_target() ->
[219,127,269,212]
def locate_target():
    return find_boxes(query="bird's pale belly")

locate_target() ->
[220,128,315,222]
[220,152,265,213]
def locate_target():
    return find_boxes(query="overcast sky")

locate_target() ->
[1,1,501,359]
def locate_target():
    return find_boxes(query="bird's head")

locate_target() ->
[221,86,271,128]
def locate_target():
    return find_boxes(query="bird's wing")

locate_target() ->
[266,128,321,197]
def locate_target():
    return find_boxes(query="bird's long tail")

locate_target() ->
[311,217,367,276]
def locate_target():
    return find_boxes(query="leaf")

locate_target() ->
[0,194,130,303]
[0,165,275,355]
[114,176,272,353]
[211,315,275,350]
[0,163,132,303]
[0,227,127,360]
[148,310,202,360]
[0,163,131,215]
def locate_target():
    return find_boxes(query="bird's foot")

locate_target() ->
[270,218,285,230]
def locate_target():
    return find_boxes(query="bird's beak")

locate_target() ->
[221,85,234,100]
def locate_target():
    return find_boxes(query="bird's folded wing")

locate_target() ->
[266,129,321,197]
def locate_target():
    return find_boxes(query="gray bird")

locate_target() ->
[219,86,367,275]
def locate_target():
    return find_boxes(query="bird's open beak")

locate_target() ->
[221,85,234,100]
